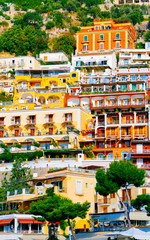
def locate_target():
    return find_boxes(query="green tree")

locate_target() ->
[144,30,150,42]
[14,11,43,29]
[89,6,101,19]
[0,25,48,56]
[53,12,64,28]
[135,42,145,49]
[95,161,145,227]
[1,158,32,195]
[128,9,144,25]
[131,194,150,211]
[65,0,81,12]
[52,34,76,60]
[30,188,90,240]
[46,21,55,30]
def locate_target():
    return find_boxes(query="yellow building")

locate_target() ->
[6,167,150,233]
[12,69,79,110]
[0,106,91,150]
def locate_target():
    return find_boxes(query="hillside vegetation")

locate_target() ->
[0,1,149,58]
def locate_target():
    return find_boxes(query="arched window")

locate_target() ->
[71,73,76,78]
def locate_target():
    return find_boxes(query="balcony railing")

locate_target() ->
[10,120,20,125]
[121,134,132,139]
[26,119,36,124]
[97,121,105,126]
[98,198,111,204]
[136,119,148,124]
[107,135,118,139]
[135,134,146,139]
[95,134,105,138]
[132,149,150,154]
[107,120,119,125]
[121,119,134,124]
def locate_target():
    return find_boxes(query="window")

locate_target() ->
[142,188,146,194]
[71,73,76,77]
[84,35,88,41]
[124,60,129,65]
[110,193,115,198]
[76,180,83,195]
[88,122,92,127]
[116,42,120,48]
[30,60,32,64]
[44,56,47,61]
[88,134,92,138]
[95,26,99,30]
[101,26,104,30]
[85,183,88,188]
[130,75,138,81]
[116,33,120,39]
[106,25,111,29]
[91,184,93,188]
[100,43,104,49]
[132,84,138,90]
[65,113,72,121]
[63,79,66,83]
[138,54,141,59]
[83,45,88,51]
[76,61,82,67]
[100,34,104,40]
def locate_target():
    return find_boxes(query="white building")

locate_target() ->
[72,50,117,71]
[119,48,150,67]
[0,56,40,73]
[39,52,69,62]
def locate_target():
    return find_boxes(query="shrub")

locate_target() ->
[46,21,55,30]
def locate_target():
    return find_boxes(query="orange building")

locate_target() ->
[76,19,136,52]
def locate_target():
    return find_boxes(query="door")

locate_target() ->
[14,129,19,137]
[137,144,143,153]
[0,130,4,137]
[30,128,35,136]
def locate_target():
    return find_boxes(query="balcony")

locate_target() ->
[10,120,21,126]
[97,38,105,42]
[121,134,132,140]
[132,149,150,154]
[95,134,105,139]
[98,198,111,205]
[107,135,118,140]
[64,118,72,124]
[121,119,134,124]
[44,119,54,125]
[97,121,105,126]
[136,119,148,124]
[26,119,36,125]
[107,120,119,125]
[135,134,146,139]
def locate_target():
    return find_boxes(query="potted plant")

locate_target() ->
[105,141,108,148]
[119,140,122,148]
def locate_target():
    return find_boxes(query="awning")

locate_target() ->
[75,220,90,230]
[18,219,33,224]
[18,219,45,224]
[33,220,46,224]
[0,219,13,225]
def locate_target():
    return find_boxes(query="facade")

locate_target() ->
[65,65,150,163]
[0,107,90,151]
[0,56,40,73]
[39,52,69,62]
[76,19,136,53]
[5,168,150,232]
[72,50,117,71]
[114,0,150,5]
[118,48,150,67]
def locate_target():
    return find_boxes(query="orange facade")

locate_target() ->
[76,19,136,52]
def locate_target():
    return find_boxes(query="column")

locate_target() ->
[119,112,121,140]
[105,113,107,139]
[134,111,136,124]
[93,34,95,51]
[29,224,31,234]
[108,32,111,50]
[104,85,106,91]
[14,218,18,233]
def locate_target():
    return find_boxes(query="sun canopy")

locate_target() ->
[105,228,150,240]
[0,219,13,225]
